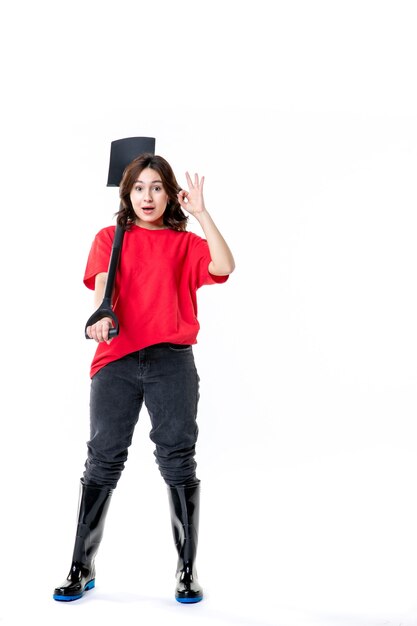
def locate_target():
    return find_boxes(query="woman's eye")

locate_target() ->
[135,186,143,192]
[153,186,161,191]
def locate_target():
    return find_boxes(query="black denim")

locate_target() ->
[82,343,200,489]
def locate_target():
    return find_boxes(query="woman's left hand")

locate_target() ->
[177,172,206,215]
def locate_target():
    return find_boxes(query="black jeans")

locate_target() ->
[82,343,200,489]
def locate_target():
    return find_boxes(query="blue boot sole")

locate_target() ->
[176,595,203,604]
[53,579,95,601]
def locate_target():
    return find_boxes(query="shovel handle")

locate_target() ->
[84,304,119,339]
[84,225,125,340]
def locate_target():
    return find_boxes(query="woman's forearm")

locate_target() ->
[194,210,235,276]
[94,273,108,308]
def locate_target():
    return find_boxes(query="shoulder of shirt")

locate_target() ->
[95,225,116,240]
[184,230,207,245]
[93,226,206,244]
[127,228,206,244]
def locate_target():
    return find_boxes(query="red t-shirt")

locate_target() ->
[84,224,228,378]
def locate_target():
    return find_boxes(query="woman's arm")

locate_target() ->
[93,272,107,309]
[194,209,235,276]
[178,172,235,276]
[85,272,114,343]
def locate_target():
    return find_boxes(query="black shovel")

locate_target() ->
[84,136,156,340]
[84,223,124,339]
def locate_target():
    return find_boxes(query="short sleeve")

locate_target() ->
[83,227,115,290]
[188,234,229,289]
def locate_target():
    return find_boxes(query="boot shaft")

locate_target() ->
[167,482,200,566]
[72,481,113,565]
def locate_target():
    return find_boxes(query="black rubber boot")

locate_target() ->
[53,480,113,602]
[168,481,203,603]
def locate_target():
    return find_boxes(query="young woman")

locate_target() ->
[53,151,235,604]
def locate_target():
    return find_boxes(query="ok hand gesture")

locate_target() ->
[177,172,206,216]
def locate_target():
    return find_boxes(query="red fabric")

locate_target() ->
[84,225,228,378]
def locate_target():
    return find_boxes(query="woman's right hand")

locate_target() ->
[86,317,114,344]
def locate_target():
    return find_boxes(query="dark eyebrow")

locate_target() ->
[134,179,163,184]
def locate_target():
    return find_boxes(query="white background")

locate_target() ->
[1,1,417,625]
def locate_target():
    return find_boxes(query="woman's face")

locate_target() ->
[129,167,169,229]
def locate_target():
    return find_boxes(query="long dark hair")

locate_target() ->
[115,154,188,231]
